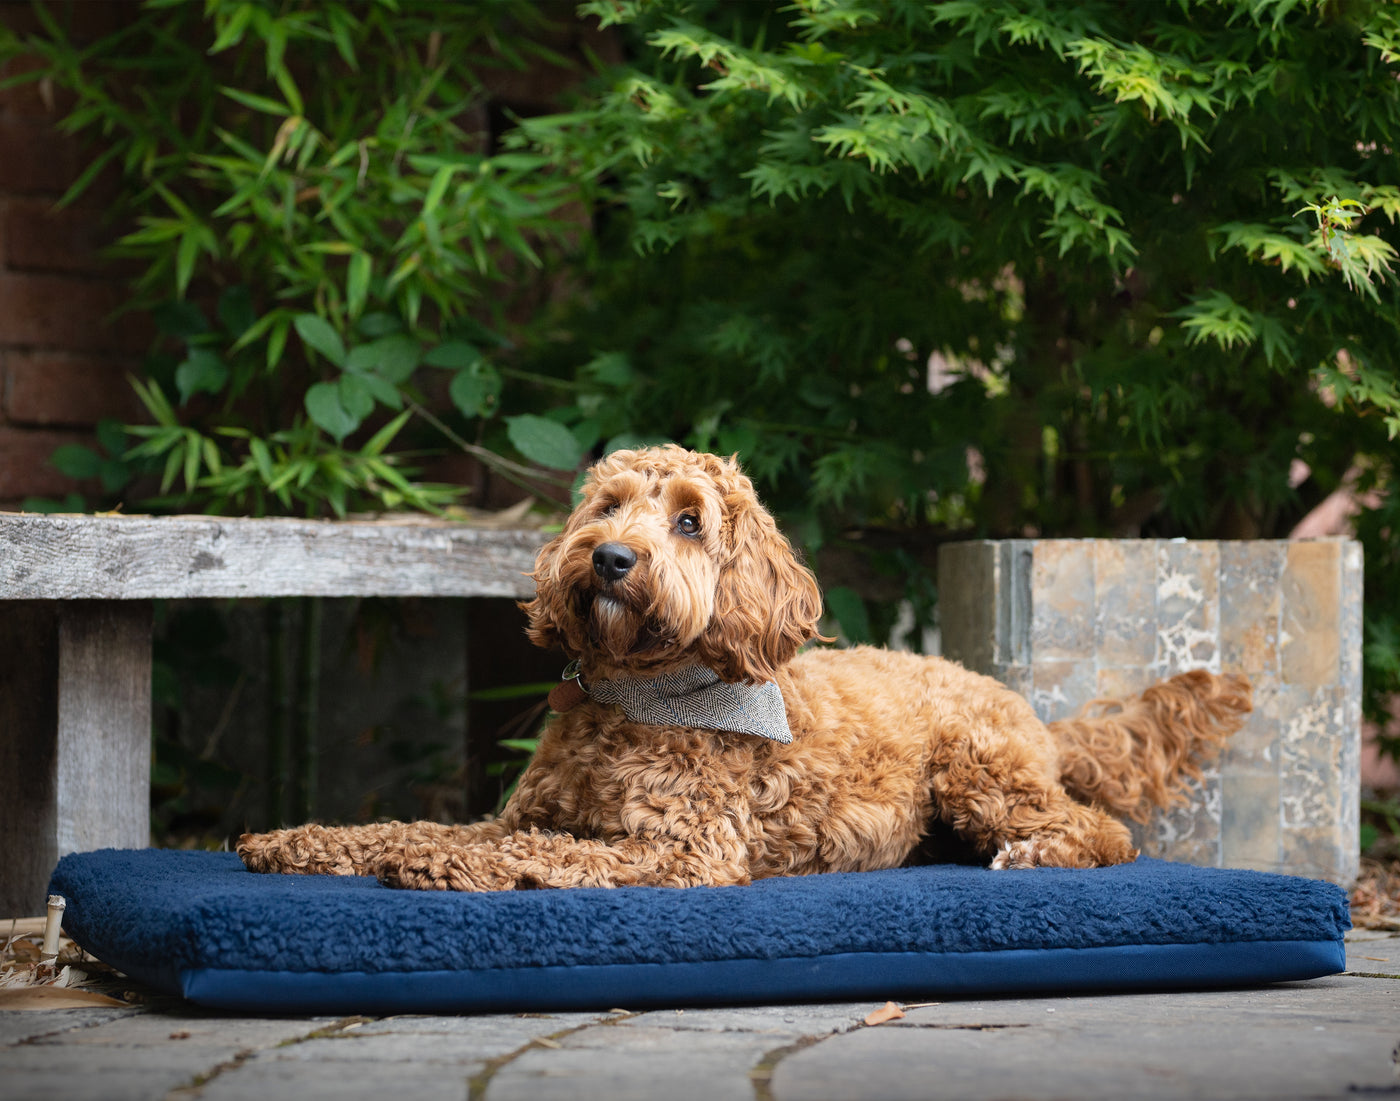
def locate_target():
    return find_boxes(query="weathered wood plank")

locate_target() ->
[0,514,548,600]
[0,601,152,915]
[0,603,59,916]
[56,602,152,859]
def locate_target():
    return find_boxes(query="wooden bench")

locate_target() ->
[0,512,547,915]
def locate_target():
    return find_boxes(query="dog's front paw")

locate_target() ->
[237,831,282,873]
[236,824,375,876]
[373,848,517,892]
[990,839,1044,870]
[990,832,1140,870]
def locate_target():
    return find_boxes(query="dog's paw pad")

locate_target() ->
[990,839,1045,870]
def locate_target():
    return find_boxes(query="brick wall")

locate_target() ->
[0,4,156,509]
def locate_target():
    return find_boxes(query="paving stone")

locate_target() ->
[23,1011,332,1049]
[4,1065,220,1101]
[5,953,1397,1101]
[622,1002,865,1034]
[198,1056,472,1101]
[353,1011,609,1038]
[486,1024,781,1101]
[771,979,1400,1101]
[1346,937,1400,977]
[0,1010,334,1101]
[0,1004,141,1046]
[269,1012,606,1064]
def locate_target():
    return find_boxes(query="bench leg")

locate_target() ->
[0,600,152,915]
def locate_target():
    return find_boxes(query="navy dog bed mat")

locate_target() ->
[48,849,1349,1014]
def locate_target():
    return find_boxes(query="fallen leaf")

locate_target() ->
[864,1001,906,1026]
[0,985,126,1010]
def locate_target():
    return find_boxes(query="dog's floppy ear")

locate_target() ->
[519,532,565,652]
[697,476,823,684]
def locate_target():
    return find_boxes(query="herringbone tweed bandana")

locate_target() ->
[588,666,793,744]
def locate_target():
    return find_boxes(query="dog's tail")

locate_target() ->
[1049,670,1252,823]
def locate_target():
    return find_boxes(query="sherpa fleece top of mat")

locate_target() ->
[48,849,1350,1012]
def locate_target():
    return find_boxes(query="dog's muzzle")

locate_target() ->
[592,542,637,582]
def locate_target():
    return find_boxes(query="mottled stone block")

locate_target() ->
[1220,541,1283,674]
[1030,660,1098,724]
[937,541,996,672]
[1095,540,1157,668]
[1030,541,1095,661]
[1156,541,1220,674]
[994,663,1034,700]
[1281,541,1341,687]
[939,537,1362,884]
[1094,664,1157,703]
[1281,827,1349,883]
[1225,678,1281,772]
[1221,772,1281,870]
[1278,686,1344,831]
[1136,767,1222,861]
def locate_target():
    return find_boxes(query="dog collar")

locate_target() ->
[548,663,793,744]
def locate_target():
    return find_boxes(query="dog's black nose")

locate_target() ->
[592,542,637,582]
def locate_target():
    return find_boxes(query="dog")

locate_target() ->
[238,445,1251,890]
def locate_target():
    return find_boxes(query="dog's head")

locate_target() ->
[521,445,823,683]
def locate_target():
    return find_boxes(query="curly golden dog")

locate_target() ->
[239,445,1251,890]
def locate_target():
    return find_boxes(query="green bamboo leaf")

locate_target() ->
[129,376,178,428]
[267,315,292,371]
[183,429,203,490]
[304,382,358,442]
[449,363,502,418]
[423,341,481,368]
[209,3,254,53]
[506,414,585,470]
[175,229,203,297]
[362,410,412,456]
[347,335,420,382]
[294,313,347,367]
[355,372,402,409]
[423,164,456,217]
[160,446,183,494]
[337,373,376,424]
[219,85,291,116]
[249,437,274,483]
[49,444,103,480]
[174,349,229,404]
[346,251,372,320]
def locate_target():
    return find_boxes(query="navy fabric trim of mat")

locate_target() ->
[179,940,1346,1015]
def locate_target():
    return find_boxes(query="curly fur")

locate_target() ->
[239,445,1251,890]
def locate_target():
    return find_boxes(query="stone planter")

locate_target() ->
[938,539,1363,884]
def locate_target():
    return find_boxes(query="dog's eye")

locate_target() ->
[676,513,701,537]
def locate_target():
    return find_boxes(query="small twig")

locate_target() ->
[41,896,65,959]
[405,398,573,496]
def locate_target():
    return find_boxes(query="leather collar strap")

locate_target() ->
[547,664,793,744]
